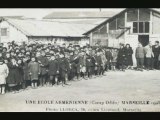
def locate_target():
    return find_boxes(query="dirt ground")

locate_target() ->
[0,70,160,112]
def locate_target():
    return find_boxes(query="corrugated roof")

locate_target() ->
[5,18,97,37]
[43,10,124,19]
[44,18,107,25]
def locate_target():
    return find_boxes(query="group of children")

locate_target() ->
[0,41,122,94]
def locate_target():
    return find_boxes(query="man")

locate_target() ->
[152,41,160,69]
[95,50,103,76]
[105,48,112,71]
[144,42,154,70]
[135,43,145,71]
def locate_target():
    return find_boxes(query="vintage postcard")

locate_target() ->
[0,8,160,112]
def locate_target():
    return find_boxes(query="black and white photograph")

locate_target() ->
[0,8,160,112]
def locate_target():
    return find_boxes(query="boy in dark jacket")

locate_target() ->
[37,50,49,87]
[95,50,102,76]
[48,55,59,86]
[59,53,70,87]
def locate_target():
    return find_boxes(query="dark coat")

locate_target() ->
[7,62,22,85]
[23,62,29,80]
[37,56,49,75]
[152,45,160,58]
[86,55,93,67]
[105,51,112,64]
[48,59,59,76]
[70,55,77,72]
[125,47,133,66]
[117,48,127,65]
[135,47,145,58]
[95,55,102,66]
[17,64,24,83]
[59,58,70,72]
[28,61,40,80]
[59,58,70,78]
[71,55,80,73]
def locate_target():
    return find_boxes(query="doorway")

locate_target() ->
[138,35,149,47]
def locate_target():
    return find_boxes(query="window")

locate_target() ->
[1,28,8,36]
[133,22,149,33]
[139,22,144,33]
[145,22,149,33]
[133,22,138,33]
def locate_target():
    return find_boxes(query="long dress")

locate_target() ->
[0,63,9,85]
[7,62,20,86]
[125,47,133,66]
[28,61,41,81]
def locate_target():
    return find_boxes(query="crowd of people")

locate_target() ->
[0,40,160,95]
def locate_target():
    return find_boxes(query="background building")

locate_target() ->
[84,8,160,66]
[0,17,97,46]
[84,8,160,48]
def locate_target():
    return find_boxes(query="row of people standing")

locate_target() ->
[135,41,160,71]
[0,41,114,94]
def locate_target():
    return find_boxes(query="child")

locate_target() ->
[28,55,40,89]
[111,49,118,71]
[59,53,70,86]
[7,58,20,93]
[17,59,24,91]
[86,50,93,79]
[48,55,59,86]
[22,57,30,89]
[95,50,102,76]
[100,50,107,75]
[79,51,87,80]
[0,58,9,94]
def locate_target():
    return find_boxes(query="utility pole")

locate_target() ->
[99,8,101,12]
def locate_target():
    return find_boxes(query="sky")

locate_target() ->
[0,8,124,19]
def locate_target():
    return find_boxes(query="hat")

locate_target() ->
[46,53,51,57]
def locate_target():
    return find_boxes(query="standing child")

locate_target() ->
[17,59,24,91]
[100,50,107,75]
[59,53,70,86]
[48,55,59,86]
[0,58,9,94]
[22,56,30,89]
[28,55,41,89]
[111,49,118,71]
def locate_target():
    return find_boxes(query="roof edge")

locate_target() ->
[83,8,160,35]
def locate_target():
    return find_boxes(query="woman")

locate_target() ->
[0,58,9,94]
[117,44,127,71]
[125,44,133,69]
[7,57,21,93]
